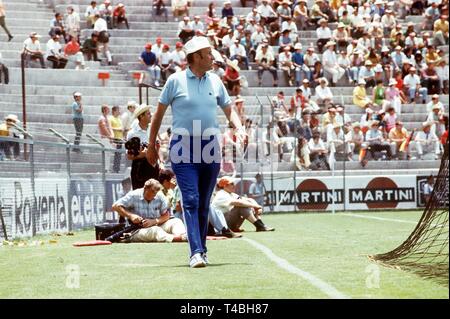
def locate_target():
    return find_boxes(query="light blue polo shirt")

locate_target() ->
[159,67,231,136]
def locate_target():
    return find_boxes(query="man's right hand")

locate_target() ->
[129,214,143,225]
[146,144,158,166]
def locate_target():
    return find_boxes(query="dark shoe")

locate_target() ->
[231,228,245,233]
[256,225,275,232]
[8,35,13,42]
[221,228,242,238]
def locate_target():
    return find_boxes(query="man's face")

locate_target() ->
[143,187,158,201]
[5,119,15,128]
[195,47,213,71]
[140,111,151,126]
[395,123,402,131]
[224,182,235,192]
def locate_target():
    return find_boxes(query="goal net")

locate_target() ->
[369,139,449,283]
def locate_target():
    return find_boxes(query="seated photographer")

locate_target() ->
[126,104,160,190]
[112,179,187,243]
[211,176,274,232]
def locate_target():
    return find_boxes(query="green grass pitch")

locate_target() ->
[0,211,448,299]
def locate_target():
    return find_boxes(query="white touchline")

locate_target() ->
[242,237,350,299]
[340,213,417,224]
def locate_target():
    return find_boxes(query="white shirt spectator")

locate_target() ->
[381,14,396,29]
[191,21,204,32]
[426,101,445,113]
[314,85,333,101]
[316,26,332,39]
[308,138,327,152]
[338,4,354,17]
[403,73,422,88]
[212,189,240,215]
[257,3,277,18]
[93,17,108,32]
[230,43,247,57]
[221,34,234,49]
[85,5,99,18]
[178,20,193,33]
[255,50,275,63]
[45,38,63,58]
[172,0,188,10]
[304,52,319,68]
[299,85,312,99]
[151,44,164,59]
[251,30,267,47]
[322,49,339,69]
[23,38,41,52]
[159,51,172,65]
[278,51,292,68]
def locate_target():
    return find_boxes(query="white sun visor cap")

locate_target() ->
[185,36,211,54]
[185,36,224,63]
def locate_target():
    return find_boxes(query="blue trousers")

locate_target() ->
[170,136,221,257]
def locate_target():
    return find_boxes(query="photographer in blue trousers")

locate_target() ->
[147,36,245,268]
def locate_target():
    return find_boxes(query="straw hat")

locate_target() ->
[227,59,241,72]
[4,114,19,123]
[134,104,151,118]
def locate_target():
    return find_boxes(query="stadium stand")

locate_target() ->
[0,0,448,178]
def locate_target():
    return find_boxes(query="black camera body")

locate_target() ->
[125,137,148,157]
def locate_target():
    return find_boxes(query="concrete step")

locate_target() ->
[48,0,244,7]
[0,99,442,120]
[1,87,448,107]
[6,68,131,86]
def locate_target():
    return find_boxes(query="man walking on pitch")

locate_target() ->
[147,36,244,268]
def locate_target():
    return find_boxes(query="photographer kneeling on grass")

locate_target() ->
[112,179,187,243]
[211,176,275,232]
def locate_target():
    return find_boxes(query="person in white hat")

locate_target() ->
[279,46,295,86]
[433,14,449,47]
[403,66,428,104]
[353,78,373,109]
[316,18,332,53]
[23,32,46,68]
[314,77,333,107]
[0,114,21,160]
[327,121,352,160]
[46,34,68,69]
[346,121,365,158]
[172,0,189,22]
[126,103,160,190]
[332,23,349,51]
[70,92,83,153]
[365,119,393,161]
[385,78,402,114]
[147,36,244,268]
[414,121,441,160]
[257,0,277,26]
[292,42,311,87]
[277,0,292,24]
[293,0,310,30]
[223,59,242,96]
[255,43,278,87]
[112,3,129,29]
[98,0,113,29]
[177,15,195,44]
[426,94,444,114]
[359,60,376,88]
[229,38,249,70]
[322,41,345,86]
[121,101,137,139]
